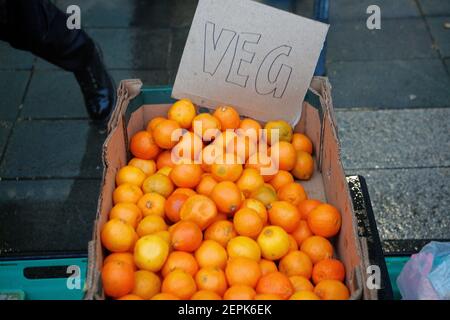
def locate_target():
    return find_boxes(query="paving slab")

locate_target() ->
[327,18,437,61]
[21,70,87,119]
[418,0,450,16]
[329,0,420,21]
[0,179,100,255]
[0,42,35,70]
[327,59,450,108]
[0,71,30,121]
[336,108,450,170]
[87,28,171,70]
[427,16,450,58]
[346,167,450,240]
[0,120,105,179]
[0,121,12,159]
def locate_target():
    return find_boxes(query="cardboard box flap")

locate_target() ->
[173,0,328,126]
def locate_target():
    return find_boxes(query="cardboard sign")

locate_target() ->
[173,0,329,125]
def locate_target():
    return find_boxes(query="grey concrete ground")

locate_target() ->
[0,0,449,256]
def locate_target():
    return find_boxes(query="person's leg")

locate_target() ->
[0,0,115,121]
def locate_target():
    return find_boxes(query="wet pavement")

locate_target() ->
[0,0,449,256]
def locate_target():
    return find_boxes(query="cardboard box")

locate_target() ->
[84,0,375,300]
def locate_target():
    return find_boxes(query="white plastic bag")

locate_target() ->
[397,241,450,300]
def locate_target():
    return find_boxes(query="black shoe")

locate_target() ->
[75,43,116,122]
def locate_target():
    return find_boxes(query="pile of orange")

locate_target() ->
[101,99,350,300]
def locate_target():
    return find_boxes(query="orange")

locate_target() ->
[249,184,278,208]
[210,181,242,215]
[204,220,237,247]
[156,150,176,169]
[170,162,203,188]
[236,168,264,198]
[180,194,218,230]
[151,293,179,300]
[257,226,290,260]
[196,174,218,196]
[300,236,334,264]
[134,234,169,272]
[227,236,261,261]
[292,151,314,180]
[240,199,268,225]
[130,130,161,160]
[157,165,172,176]
[269,141,296,171]
[228,134,257,162]
[209,212,228,225]
[291,133,313,154]
[172,187,196,197]
[268,170,294,191]
[195,240,228,269]
[172,131,203,160]
[102,260,135,298]
[264,120,293,145]
[137,192,166,217]
[170,221,203,252]
[211,153,243,182]
[279,251,313,278]
[132,270,161,299]
[109,203,142,229]
[164,192,189,223]
[128,158,157,176]
[117,294,144,300]
[287,234,299,252]
[289,276,314,292]
[162,251,199,277]
[116,165,146,188]
[153,119,181,149]
[258,260,277,277]
[224,285,256,300]
[136,215,167,238]
[192,113,221,141]
[191,290,222,300]
[225,257,261,288]
[277,182,307,206]
[168,99,196,129]
[307,203,342,238]
[312,258,345,284]
[104,252,136,271]
[256,271,294,300]
[290,220,313,246]
[142,173,174,198]
[268,201,301,233]
[297,199,322,220]
[238,118,262,142]
[147,116,166,133]
[290,291,320,300]
[101,218,136,253]
[314,280,349,300]
[233,208,263,239]
[201,143,223,172]
[245,152,277,182]
[254,293,283,300]
[195,267,227,296]
[213,105,240,130]
[113,183,143,204]
[162,270,197,299]
[154,230,170,244]
[213,130,238,152]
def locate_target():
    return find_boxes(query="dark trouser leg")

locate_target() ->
[0,0,93,72]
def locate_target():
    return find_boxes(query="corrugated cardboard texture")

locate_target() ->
[85,77,369,299]
[173,0,328,125]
